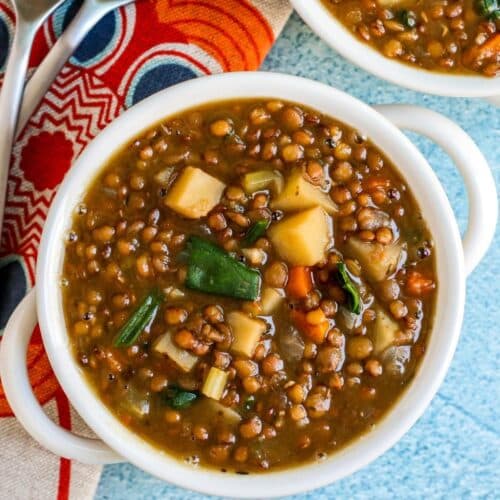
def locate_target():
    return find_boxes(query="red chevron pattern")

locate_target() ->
[28,67,122,148]
[1,67,121,279]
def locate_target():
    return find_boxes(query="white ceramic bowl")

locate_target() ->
[1,73,497,497]
[291,0,500,99]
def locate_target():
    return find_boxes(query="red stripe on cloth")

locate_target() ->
[55,390,72,500]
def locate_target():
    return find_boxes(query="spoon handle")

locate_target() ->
[0,21,37,233]
[17,0,116,135]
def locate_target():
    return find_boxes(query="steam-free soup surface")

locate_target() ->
[63,99,436,473]
[322,0,499,76]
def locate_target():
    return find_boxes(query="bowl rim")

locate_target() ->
[290,0,500,97]
[37,72,465,497]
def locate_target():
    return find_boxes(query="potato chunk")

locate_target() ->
[271,170,337,214]
[195,399,242,426]
[154,332,198,372]
[268,207,331,266]
[261,287,284,314]
[228,311,266,357]
[372,307,400,354]
[346,237,402,282]
[165,166,225,218]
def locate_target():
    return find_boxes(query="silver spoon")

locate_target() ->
[0,0,66,233]
[17,0,132,134]
[0,0,132,234]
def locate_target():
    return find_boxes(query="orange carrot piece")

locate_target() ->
[406,270,435,296]
[291,309,329,344]
[286,266,313,299]
[479,33,500,57]
[463,33,500,66]
[306,307,327,325]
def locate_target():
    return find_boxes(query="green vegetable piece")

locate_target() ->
[185,236,261,300]
[243,219,270,247]
[398,10,416,28]
[114,290,163,347]
[170,391,198,409]
[476,0,499,18]
[336,262,361,315]
[243,395,255,412]
[161,386,199,409]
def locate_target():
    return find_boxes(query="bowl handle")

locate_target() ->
[0,289,123,464]
[374,104,497,276]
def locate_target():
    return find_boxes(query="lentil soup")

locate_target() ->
[321,0,500,76]
[62,99,437,473]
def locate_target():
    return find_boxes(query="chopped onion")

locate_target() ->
[339,307,362,330]
[154,166,174,185]
[382,346,411,376]
[120,388,151,419]
[279,327,305,362]
[358,208,391,231]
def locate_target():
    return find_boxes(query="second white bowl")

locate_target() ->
[291,0,500,98]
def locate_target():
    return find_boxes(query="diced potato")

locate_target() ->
[261,287,284,314]
[271,170,337,214]
[201,367,228,400]
[192,399,242,426]
[227,311,266,357]
[373,307,400,354]
[154,332,198,372]
[165,166,225,218]
[268,206,331,266]
[346,237,402,282]
[242,170,284,194]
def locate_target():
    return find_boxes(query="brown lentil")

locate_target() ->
[347,337,374,360]
[239,416,263,439]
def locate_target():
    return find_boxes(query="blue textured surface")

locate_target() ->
[95,12,500,499]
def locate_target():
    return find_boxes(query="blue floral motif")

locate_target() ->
[130,64,197,105]
[53,0,119,68]
[0,256,28,335]
[0,15,9,71]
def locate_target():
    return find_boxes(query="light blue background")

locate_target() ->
[96,13,500,500]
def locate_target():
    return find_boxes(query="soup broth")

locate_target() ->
[63,99,437,473]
